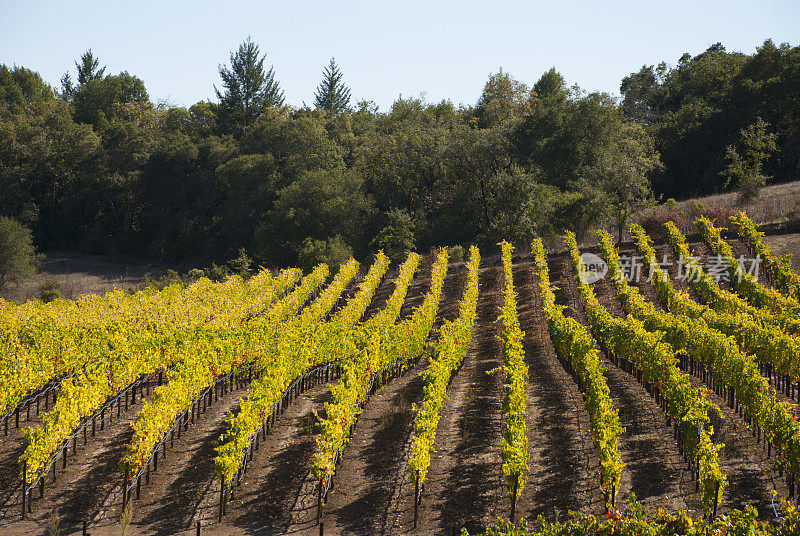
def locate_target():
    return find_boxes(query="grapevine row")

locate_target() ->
[531,238,624,510]
[634,223,800,384]
[1,268,301,421]
[696,215,800,316]
[661,221,800,336]
[213,252,410,486]
[731,211,800,302]
[118,263,339,479]
[566,231,725,516]
[311,248,449,510]
[497,241,529,517]
[598,230,800,486]
[407,246,480,497]
[21,268,300,483]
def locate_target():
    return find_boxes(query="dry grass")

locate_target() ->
[0,250,168,304]
[666,180,800,225]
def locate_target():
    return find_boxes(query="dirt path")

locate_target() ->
[551,253,699,515]
[512,256,604,521]
[408,262,505,536]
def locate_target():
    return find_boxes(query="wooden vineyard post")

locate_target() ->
[712,481,720,520]
[317,479,323,525]
[612,482,616,510]
[510,474,518,524]
[196,520,201,536]
[413,474,419,528]
[218,477,225,521]
[21,462,26,519]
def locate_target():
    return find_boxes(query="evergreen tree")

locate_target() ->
[75,49,105,84]
[314,57,351,115]
[60,72,74,99]
[215,37,284,133]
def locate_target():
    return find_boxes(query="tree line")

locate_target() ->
[0,38,797,272]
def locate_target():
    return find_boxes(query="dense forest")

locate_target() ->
[0,38,798,269]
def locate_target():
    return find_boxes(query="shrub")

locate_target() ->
[226,247,252,278]
[689,202,709,220]
[449,245,465,262]
[205,264,229,282]
[370,208,415,264]
[186,268,206,281]
[39,279,62,303]
[298,236,353,272]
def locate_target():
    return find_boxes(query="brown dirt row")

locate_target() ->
[0,387,155,535]
[512,256,604,521]
[406,262,505,536]
[0,408,45,520]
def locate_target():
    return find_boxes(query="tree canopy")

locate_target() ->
[0,38,798,271]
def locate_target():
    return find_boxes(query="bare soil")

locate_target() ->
[763,233,800,273]
[512,256,604,521]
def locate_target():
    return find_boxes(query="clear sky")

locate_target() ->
[2,0,798,110]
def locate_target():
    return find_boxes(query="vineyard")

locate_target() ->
[4,213,800,535]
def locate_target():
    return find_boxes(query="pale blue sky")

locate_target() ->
[1,0,798,110]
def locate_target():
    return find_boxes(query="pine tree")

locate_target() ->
[314,57,351,115]
[75,49,105,84]
[60,72,74,99]
[215,37,284,133]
